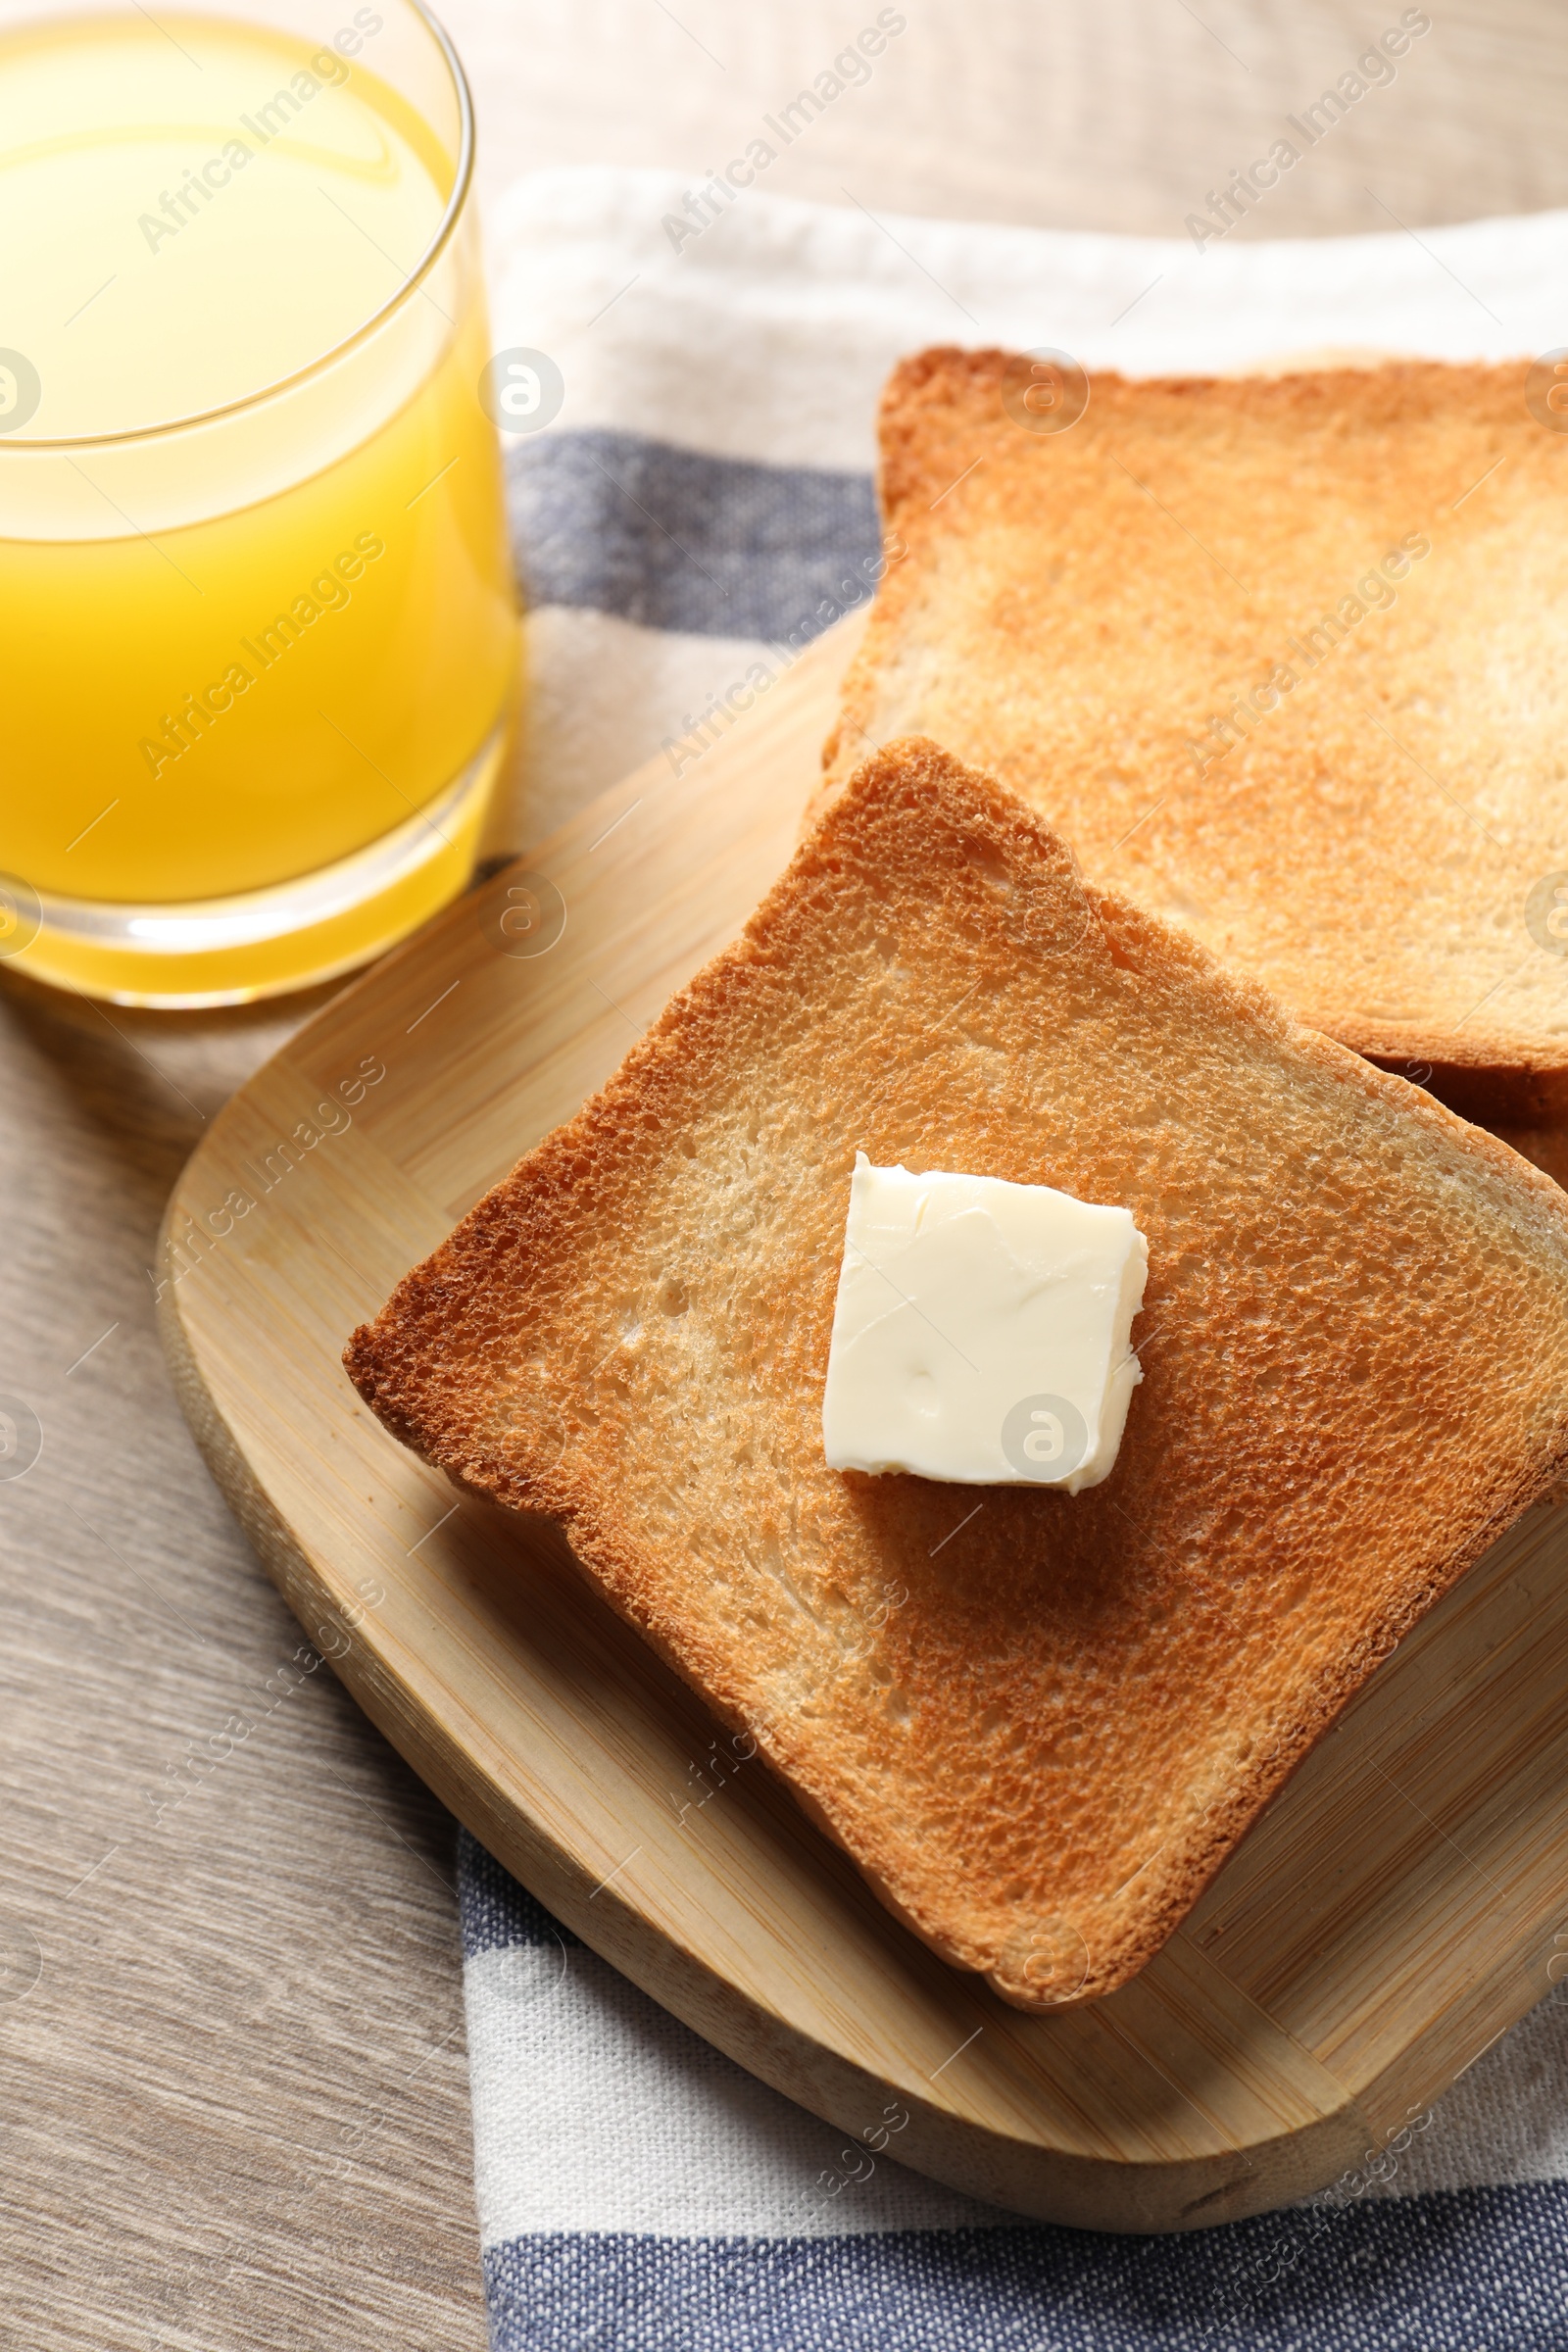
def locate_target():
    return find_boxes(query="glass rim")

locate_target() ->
[0,0,474,454]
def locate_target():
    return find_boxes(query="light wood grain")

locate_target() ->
[9,4,1568,2338]
[444,0,1568,244]
[159,608,1568,2232]
[0,972,487,2347]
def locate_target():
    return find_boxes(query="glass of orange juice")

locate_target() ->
[0,0,518,1004]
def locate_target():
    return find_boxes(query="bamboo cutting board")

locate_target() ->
[159,611,1568,2233]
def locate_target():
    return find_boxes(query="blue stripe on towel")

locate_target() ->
[459,1826,582,1956]
[505,429,881,641]
[481,2189,1568,2352]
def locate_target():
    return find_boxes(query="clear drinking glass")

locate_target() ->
[0,0,518,1004]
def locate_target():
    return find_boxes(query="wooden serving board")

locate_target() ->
[160,612,1568,2233]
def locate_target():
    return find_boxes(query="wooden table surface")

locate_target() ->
[5,6,1565,2344]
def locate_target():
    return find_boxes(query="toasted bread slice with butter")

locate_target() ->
[345,740,1568,2008]
[819,353,1568,1121]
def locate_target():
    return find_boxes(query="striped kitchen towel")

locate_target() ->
[466,170,1568,2349]
[461,1833,1568,2352]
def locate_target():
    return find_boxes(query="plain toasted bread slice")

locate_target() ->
[819,353,1568,1121]
[345,740,1568,2008]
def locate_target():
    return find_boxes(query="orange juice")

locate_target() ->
[0,5,517,1002]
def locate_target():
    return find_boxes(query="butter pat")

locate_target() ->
[821,1156,1148,1493]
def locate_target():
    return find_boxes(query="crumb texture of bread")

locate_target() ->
[820,354,1568,1089]
[346,740,1568,2009]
